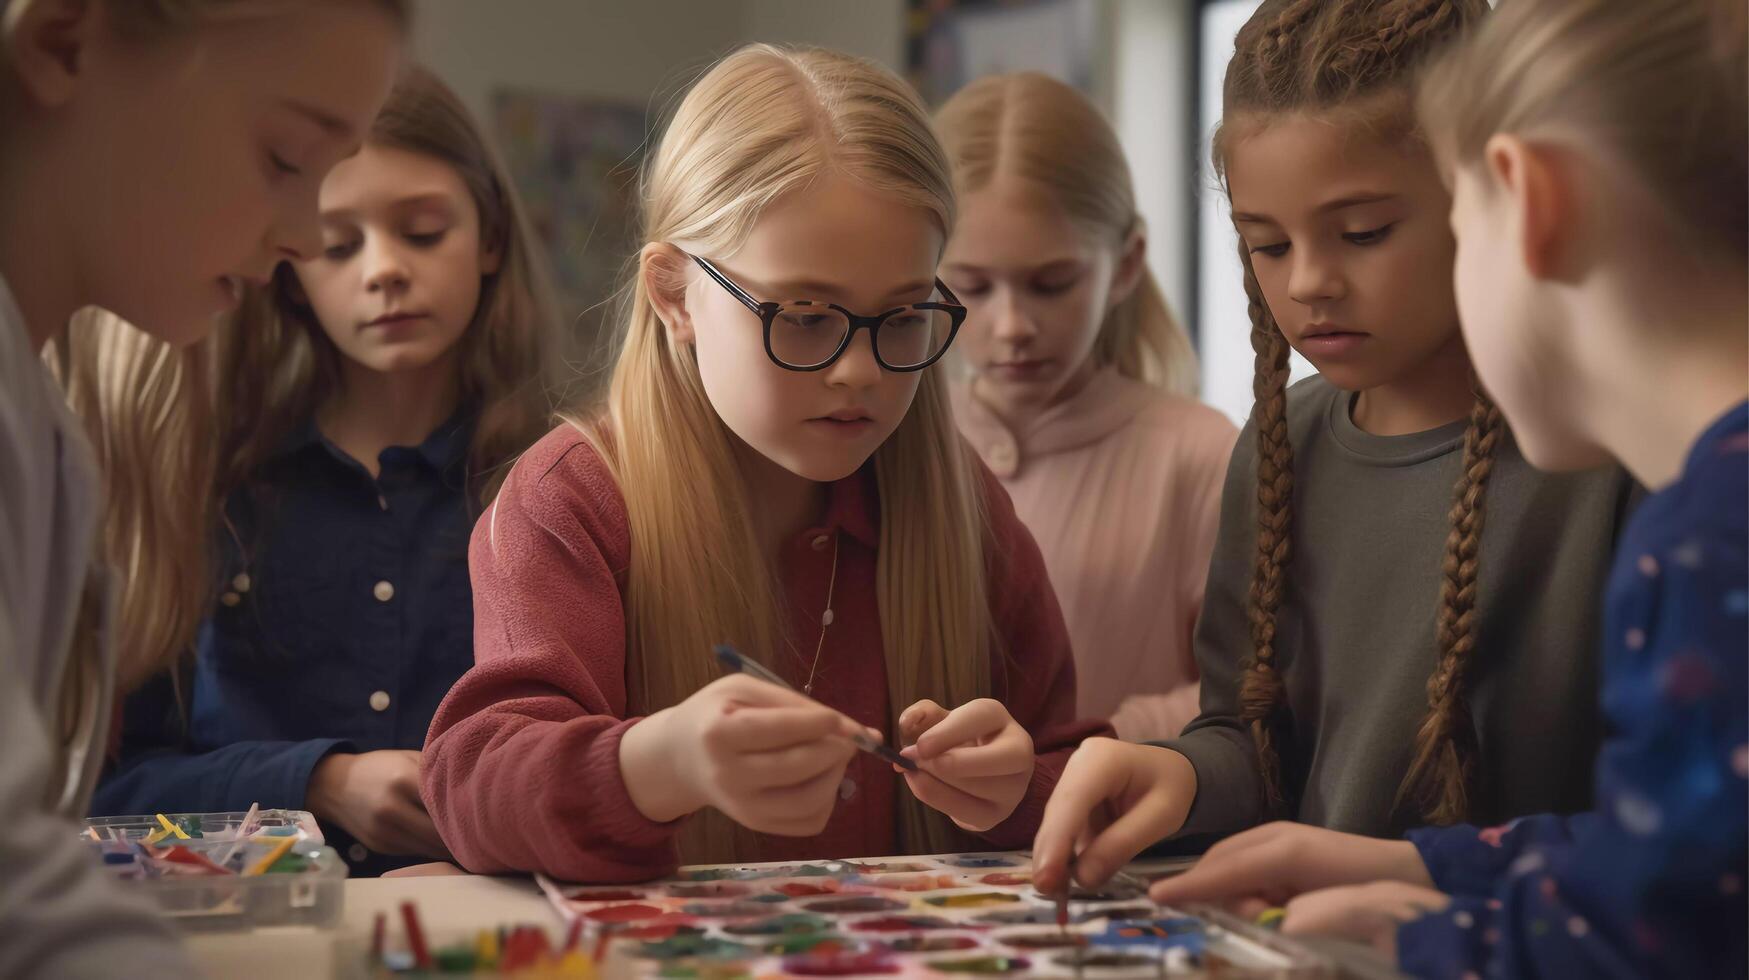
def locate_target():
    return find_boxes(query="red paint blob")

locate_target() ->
[980,873,1032,887]
[850,915,956,933]
[584,903,665,923]
[612,918,702,940]
[773,881,842,897]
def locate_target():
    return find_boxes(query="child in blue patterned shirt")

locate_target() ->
[1141,0,1747,977]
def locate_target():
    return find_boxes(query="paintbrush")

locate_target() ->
[713,644,917,772]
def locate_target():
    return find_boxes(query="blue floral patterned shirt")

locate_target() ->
[1398,402,1748,979]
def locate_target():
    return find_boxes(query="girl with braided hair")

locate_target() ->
[1137,0,1748,975]
[1034,0,1635,896]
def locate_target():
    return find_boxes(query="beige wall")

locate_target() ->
[411,0,745,127]
[743,0,906,67]
[413,0,908,128]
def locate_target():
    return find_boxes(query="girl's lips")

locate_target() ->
[364,313,431,339]
[988,359,1052,381]
[1297,331,1370,358]
[368,312,427,326]
[808,417,876,436]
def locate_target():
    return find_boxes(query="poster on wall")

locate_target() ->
[905,0,1102,106]
[493,89,649,375]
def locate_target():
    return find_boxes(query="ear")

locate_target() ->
[641,242,696,346]
[478,237,503,277]
[1483,133,1575,282]
[2,0,99,109]
[1107,227,1148,312]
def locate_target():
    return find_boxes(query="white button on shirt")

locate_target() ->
[348,843,369,864]
[373,580,395,603]
[369,691,390,712]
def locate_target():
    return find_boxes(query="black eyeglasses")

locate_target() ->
[690,253,966,372]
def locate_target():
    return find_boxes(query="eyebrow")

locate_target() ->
[762,278,936,303]
[943,258,1082,276]
[1231,192,1402,224]
[320,192,459,222]
[282,99,357,141]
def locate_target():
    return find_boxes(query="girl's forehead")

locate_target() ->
[731,173,943,301]
[1225,113,1435,217]
[317,145,475,217]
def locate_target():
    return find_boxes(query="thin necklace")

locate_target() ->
[802,531,840,697]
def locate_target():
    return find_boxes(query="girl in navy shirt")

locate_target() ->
[95,65,558,876]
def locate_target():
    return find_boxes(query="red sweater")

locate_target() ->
[421,424,1110,882]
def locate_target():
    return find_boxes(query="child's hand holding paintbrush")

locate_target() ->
[616,646,899,836]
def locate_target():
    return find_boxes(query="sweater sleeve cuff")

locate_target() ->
[238,737,354,816]
[1396,894,1493,978]
[568,717,685,853]
[1399,815,1553,903]
[1150,732,1263,839]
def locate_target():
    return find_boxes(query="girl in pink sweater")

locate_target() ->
[938,74,1238,740]
[421,45,1109,883]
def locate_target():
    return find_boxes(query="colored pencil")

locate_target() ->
[243,834,296,876]
[401,901,432,970]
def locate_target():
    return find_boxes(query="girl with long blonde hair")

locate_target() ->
[0,0,402,970]
[91,64,556,877]
[421,44,1107,880]
[938,73,1237,741]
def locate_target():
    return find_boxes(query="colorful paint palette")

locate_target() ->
[540,851,1333,978]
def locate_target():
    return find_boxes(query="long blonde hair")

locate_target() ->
[568,44,994,864]
[935,72,1198,395]
[41,0,412,696]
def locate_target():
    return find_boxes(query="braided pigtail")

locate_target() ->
[1236,243,1297,812]
[1396,382,1503,824]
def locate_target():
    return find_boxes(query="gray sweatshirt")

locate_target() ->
[0,277,193,977]
[1162,376,1637,840]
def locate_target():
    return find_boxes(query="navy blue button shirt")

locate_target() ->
[93,411,479,877]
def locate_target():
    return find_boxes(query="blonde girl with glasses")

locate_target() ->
[420,44,1110,882]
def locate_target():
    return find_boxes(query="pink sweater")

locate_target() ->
[421,426,1111,882]
[954,371,1237,741]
